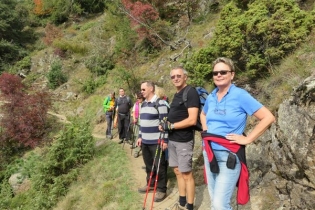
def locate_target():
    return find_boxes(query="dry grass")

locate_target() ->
[53,141,142,210]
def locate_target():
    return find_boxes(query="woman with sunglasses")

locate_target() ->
[200,57,275,209]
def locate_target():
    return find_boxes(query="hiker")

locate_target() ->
[136,81,169,202]
[131,91,144,156]
[155,85,170,108]
[103,91,116,139]
[160,67,200,210]
[155,85,170,164]
[200,57,275,209]
[114,88,133,144]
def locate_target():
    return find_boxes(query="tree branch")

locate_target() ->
[118,5,177,50]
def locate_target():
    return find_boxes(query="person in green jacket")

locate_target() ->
[103,91,116,139]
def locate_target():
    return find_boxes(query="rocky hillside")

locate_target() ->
[242,72,315,209]
[4,1,315,209]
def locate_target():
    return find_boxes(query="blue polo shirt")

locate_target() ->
[203,84,262,150]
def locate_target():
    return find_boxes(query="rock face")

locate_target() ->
[235,75,315,209]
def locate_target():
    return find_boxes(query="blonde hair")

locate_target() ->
[212,57,235,72]
[155,85,166,99]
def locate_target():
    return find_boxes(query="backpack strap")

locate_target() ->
[154,98,160,113]
[182,85,192,108]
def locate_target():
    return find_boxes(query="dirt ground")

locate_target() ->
[93,122,211,210]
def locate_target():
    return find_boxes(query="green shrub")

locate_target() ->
[78,74,108,95]
[80,76,99,94]
[3,120,95,210]
[8,56,32,74]
[41,0,106,24]
[0,180,13,209]
[0,40,27,73]
[106,14,138,55]
[182,0,315,86]
[47,60,68,89]
[53,39,89,55]
[84,55,115,76]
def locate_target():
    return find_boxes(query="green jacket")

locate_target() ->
[103,96,115,112]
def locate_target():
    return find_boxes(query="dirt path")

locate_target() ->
[93,122,211,210]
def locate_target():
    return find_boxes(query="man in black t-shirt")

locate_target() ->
[114,88,133,144]
[165,67,199,210]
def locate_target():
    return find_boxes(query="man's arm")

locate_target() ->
[172,107,199,129]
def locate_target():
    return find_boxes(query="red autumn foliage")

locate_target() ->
[0,73,52,148]
[0,72,25,97]
[122,0,159,40]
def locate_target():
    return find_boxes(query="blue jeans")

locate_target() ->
[105,112,114,137]
[203,149,241,210]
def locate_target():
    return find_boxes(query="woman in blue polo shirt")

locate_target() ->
[200,57,275,210]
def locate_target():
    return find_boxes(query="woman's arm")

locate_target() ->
[226,106,275,145]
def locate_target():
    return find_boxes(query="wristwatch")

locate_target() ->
[171,123,175,130]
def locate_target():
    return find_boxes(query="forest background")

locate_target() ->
[1,0,315,209]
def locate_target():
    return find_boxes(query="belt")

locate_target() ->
[118,113,128,115]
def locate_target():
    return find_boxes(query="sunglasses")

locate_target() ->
[212,70,232,76]
[170,74,182,79]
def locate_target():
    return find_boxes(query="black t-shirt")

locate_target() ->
[116,96,133,114]
[168,86,199,142]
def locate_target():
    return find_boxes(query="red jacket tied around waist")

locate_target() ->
[201,132,250,205]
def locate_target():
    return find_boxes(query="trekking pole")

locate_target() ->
[150,132,165,210]
[142,132,162,210]
[131,123,137,155]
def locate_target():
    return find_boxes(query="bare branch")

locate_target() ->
[118,5,177,50]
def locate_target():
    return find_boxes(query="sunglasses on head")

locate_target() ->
[212,70,232,76]
[170,74,182,79]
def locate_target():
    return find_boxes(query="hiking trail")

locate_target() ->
[93,121,211,210]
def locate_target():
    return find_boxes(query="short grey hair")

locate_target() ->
[170,66,188,76]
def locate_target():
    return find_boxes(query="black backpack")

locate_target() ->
[116,96,132,114]
[182,86,209,131]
